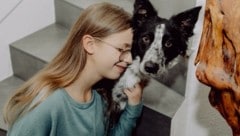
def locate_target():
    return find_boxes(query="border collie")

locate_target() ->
[112,0,201,111]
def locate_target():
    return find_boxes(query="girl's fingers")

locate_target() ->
[123,83,143,106]
[123,88,132,96]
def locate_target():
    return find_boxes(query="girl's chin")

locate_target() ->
[104,66,125,80]
[107,72,122,80]
[109,73,121,80]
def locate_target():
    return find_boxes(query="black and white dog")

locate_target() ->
[112,0,201,111]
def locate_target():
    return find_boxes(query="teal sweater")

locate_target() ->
[8,88,142,136]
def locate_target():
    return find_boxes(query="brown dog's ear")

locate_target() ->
[132,0,158,28]
[170,6,202,40]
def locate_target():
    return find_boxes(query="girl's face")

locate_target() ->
[93,28,133,80]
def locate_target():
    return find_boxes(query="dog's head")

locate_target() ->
[131,0,201,77]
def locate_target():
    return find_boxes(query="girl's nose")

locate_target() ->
[123,53,132,64]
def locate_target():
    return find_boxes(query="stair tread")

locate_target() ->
[143,78,184,118]
[64,0,134,13]
[10,23,69,63]
[0,76,25,130]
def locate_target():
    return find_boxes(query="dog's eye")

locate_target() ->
[165,40,172,48]
[142,36,151,45]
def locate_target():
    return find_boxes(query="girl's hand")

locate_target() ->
[124,83,143,106]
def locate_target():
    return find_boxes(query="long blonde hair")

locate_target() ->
[3,2,131,126]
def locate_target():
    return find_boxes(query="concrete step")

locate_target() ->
[134,106,171,136]
[135,78,184,135]
[55,0,134,30]
[64,0,134,13]
[55,0,84,29]
[155,57,188,96]
[10,23,69,81]
[143,78,184,118]
[0,76,25,130]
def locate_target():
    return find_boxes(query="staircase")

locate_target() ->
[0,0,185,135]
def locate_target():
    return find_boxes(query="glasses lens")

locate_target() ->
[94,37,132,61]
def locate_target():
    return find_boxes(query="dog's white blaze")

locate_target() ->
[140,24,166,75]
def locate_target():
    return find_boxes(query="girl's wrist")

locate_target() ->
[127,98,142,106]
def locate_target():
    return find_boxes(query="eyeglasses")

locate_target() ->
[93,37,132,60]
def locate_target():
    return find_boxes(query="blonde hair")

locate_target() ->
[3,2,131,126]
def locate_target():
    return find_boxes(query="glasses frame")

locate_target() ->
[93,37,131,60]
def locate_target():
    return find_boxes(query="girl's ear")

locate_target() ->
[82,35,95,54]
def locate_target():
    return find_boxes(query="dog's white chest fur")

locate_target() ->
[112,56,148,110]
[120,57,141,87]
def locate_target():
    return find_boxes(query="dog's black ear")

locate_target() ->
[170,6,202,40]
[132,0,158,28]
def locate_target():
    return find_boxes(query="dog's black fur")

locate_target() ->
[112,0,201,111]
[95,0,202,130]
[132,0,201,72]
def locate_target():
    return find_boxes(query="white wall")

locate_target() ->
[0,0,55,81]
[149,0,195,18]
[171,0,232,135]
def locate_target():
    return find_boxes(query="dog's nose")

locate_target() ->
[116,94,122,98]
[144,61,159,74]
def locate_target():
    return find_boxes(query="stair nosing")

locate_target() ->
[10,23,69,63]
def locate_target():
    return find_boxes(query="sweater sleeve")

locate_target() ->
[7,103,53,136]
[7,96,61,136]
[109,102,143,136]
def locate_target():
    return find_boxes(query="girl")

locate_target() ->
[3,2,143,136]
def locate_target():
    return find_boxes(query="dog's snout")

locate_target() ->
[144,61,159,74]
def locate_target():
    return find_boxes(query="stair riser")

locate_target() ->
[133,106,171,136]
[10,46,46,81]
[55,0,83,29]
